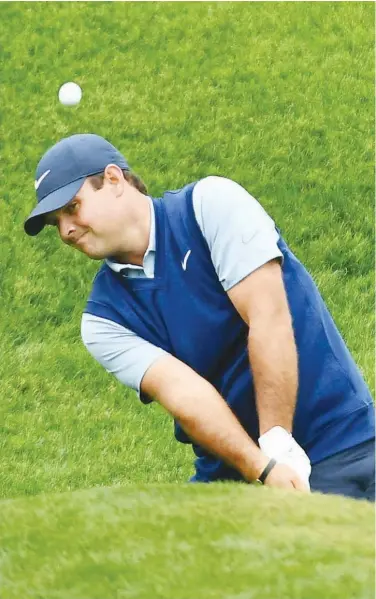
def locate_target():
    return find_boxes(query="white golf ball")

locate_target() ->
[58,82,82,106]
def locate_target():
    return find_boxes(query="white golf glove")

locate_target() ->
[258,426,311,489]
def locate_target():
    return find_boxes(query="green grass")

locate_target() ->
[0,484,374,599]
[0,3,374,596]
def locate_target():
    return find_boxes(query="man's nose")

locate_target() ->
[59,217,76,244]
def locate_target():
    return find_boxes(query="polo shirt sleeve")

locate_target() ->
[192,176,283,292]
[81,312,167,399]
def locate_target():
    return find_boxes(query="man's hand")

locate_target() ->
[261,461,310,492]
[258,426,311,490]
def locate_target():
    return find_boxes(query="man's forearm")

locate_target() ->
[248,317,298,436]
[151,361,269,482]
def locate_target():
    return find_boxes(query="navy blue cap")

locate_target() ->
[24,133,130,236]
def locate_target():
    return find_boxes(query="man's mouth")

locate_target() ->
[75,232,87,245]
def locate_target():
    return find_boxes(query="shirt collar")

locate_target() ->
[106,196,155,273]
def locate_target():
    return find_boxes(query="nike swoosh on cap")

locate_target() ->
[34,169,51,191]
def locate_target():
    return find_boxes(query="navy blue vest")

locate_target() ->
[85,183,375,481]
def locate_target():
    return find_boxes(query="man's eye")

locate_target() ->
[66,202,78,213]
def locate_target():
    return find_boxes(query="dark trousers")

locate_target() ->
[310,438,375,501]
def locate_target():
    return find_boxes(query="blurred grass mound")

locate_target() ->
[0,483,374,599]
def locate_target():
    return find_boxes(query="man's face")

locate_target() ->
[45,171,126,260]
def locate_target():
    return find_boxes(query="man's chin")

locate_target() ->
[75,245,107,261]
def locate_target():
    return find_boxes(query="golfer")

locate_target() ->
[25,134,375,500]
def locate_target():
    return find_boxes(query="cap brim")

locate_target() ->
[24,177,86,236]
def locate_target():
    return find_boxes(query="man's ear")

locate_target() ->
[103,164,124,197]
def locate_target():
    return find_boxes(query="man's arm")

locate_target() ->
[82,312,269,480]
[192,177,310,487]
[81,298,306,489]
[227,258,298,436]
[141,353,308,490]
[193,176,297,433]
